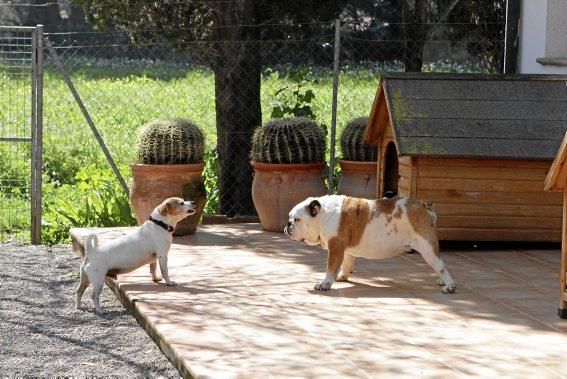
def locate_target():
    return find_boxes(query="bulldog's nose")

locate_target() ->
[287,221,292,228]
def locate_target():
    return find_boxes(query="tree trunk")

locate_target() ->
[212,1,261,217]
[402,0,427,72]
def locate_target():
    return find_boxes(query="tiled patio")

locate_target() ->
[71,224,567,378]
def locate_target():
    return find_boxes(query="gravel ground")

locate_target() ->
[0,243,179,377]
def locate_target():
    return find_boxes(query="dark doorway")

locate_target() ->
[383,142,399,197]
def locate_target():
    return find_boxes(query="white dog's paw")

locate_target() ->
[165,280,178,286]
[336,271,349,282]
[314,282,332,291]
[94,307,105,315]
[436,278,445,286]
[441,283,456,294]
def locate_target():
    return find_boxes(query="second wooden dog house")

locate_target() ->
[364,73,567,242]
[544,133,567,317]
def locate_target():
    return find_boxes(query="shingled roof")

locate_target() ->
[365,73,567,159]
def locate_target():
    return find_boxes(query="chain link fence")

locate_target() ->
[42,30,339,219]
[0,15,505,243]
[0,26,41,243]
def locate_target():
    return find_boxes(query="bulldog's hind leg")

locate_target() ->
[337,254,355,282]
[413,237,456,294]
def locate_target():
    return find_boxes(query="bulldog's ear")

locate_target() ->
[307,199,321,217]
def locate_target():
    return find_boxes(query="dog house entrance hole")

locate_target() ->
[383,142,399,197]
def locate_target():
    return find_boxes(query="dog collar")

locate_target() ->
[149,216,174,233]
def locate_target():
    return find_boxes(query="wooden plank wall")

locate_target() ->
[415,157,563,241]
[398,156,412,197]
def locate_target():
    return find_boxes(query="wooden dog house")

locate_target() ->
[544,133,567,317]
[365,73,567,242]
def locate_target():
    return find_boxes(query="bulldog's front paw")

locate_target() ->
[152,276,163,283]
[336,271,349,282]
[441,283,456,294]
[314,281,332,291]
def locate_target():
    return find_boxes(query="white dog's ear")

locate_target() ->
[307,199,321,217]
[158,202,171,216]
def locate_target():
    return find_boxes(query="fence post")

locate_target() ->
[30,24,43,245]
[35,24,44,244]
[328,18,340,195]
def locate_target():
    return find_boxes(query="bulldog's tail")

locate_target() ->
[85,233,99,255]
[422,200,438,225]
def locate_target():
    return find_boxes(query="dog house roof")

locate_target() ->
[365,73,567,159]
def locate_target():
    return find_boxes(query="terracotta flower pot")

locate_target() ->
[251,162,327,232]
[337,160,377,199]
[130,163,206,235]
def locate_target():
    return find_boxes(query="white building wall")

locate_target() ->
[545,0,567,58]
[518,0,567,74]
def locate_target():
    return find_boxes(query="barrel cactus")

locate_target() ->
[340,117,377,161]
[250,117,326,164]
[136,118,205,164]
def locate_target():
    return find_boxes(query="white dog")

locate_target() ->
[76,197,196,313]
[285,195,456,294]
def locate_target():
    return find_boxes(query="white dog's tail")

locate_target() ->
[85,233,99,254]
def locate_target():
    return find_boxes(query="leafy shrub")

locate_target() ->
[203,146,219,214]
[250,117,326,164]
[42,165,136,244]
[269,68,317,120]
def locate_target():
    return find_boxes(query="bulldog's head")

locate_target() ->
[284,197,322,245]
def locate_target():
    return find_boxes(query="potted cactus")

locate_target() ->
[130,118,206,235]
[250,117,327,232]
[338,117,378,199]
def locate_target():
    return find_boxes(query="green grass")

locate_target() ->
[0,59,484,244]
[40,64,378,170]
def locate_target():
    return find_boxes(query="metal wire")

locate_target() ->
[0,27,35,243]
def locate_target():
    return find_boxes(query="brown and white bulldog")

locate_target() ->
[285,195,456,294]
